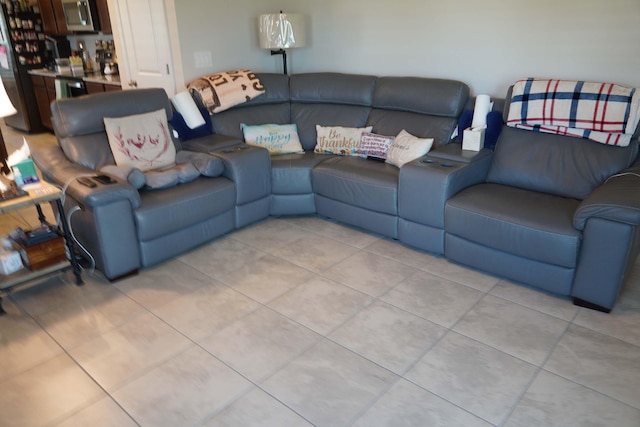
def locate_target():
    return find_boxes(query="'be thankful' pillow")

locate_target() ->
[104,109,176,172]
[315,125,373,156]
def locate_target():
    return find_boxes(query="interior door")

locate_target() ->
[109,0,175,95]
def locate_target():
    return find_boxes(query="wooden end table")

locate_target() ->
[0,181,83,314]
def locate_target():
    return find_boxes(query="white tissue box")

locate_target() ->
[462,127,485,152]
[0,250,23,275]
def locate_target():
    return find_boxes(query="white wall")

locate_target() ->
[173,0,640,97]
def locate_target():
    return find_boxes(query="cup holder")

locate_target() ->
[420,158,458,168]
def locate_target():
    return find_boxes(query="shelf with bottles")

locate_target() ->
[3,1,43,29]
[3,0,38,15]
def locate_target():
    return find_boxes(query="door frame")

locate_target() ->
[107,0,184,96]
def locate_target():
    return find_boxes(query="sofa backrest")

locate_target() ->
[487,86,640,200]
[367,77,470,147]
[51,88,174,170]
[207,72,470,152]
[209,73,291,139]
[290,73,377,151]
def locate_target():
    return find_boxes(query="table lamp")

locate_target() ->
[258,11,306,74]
[0,77,17,176]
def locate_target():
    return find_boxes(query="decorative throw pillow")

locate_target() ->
[104,109,176,172]
[386,130,434,167]
[356,132,395,160]
[186,69,265,114]
[144,167,180,190]
[169,107,212,141]
[144,163,200,190]
[315,125,373,156]
[241,123,305,154]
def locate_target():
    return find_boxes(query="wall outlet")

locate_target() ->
[194,51,213,68]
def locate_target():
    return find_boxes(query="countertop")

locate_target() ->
[28,68,122,87]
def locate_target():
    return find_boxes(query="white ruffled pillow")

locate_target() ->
[385,130,434,167]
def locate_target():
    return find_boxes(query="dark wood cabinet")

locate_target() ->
[103,83,121,92]
[95,0,111,34]
[86,81,121,94]
[37,0,67,35]
[30,75,56,130]
[38,0,111,35]
[85,81,104,94]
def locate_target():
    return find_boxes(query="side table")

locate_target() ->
[0,181,83,314]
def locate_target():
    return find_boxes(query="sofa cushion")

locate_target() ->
[367,109,457,147]
[104,109,176,172]
[144,163,200,190]
[314,125,372,156]
[135,176,235,241]
[446,183,582,268]
[368,76,469,147]
[52,88,173,170]
[487,126,638,200]
[271,152,331,195]
[292,104,372,151]
[312,156,399,215]
[372,77,469,117]
[290,73,377,106]
[290,73,376,151]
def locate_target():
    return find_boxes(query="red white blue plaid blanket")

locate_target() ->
[507,78,640,147]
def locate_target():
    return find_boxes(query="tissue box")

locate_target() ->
[11,159,39,187]
[462,127,485,152]
[0,250,23,275]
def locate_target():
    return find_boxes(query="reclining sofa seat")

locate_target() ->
[36,88,236,280]
[445,88,640,311]
[306,74,471,238]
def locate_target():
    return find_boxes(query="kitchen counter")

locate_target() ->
[28,68,122,87]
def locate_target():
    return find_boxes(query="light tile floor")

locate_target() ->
[1,125,640,426]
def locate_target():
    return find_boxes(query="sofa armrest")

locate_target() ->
[399,148,493,228]
[32,145,141,209]
[573,172,640,230]
[180,133,243,153]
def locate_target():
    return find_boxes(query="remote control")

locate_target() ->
[77,177,97,188]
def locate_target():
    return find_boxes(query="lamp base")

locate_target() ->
[270,49,287,75]
[0,127,9,175]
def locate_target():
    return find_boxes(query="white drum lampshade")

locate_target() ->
[258,12,306,74]
[0,77,17,175]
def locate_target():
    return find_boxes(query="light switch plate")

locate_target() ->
[194,51,213,68]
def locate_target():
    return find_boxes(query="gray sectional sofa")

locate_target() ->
[32,73,640,312]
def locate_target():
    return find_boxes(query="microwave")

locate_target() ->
[61,0,99,32]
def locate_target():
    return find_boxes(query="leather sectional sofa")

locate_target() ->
[32,73,640,312]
